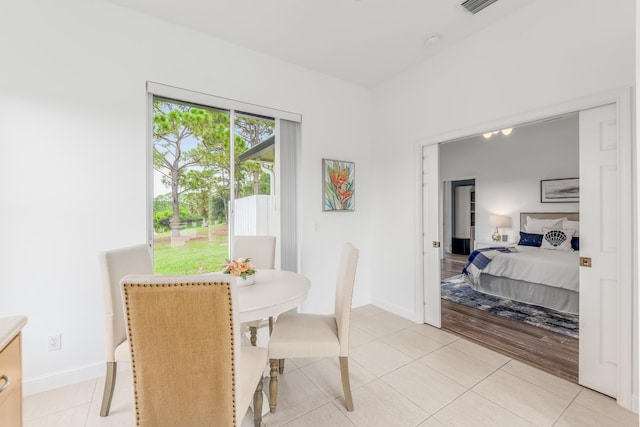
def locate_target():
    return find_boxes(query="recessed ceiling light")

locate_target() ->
[423,33,442,47]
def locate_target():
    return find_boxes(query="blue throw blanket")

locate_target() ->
[462,246,516,286]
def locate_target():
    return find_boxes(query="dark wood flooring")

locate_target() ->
[439,253,579,383]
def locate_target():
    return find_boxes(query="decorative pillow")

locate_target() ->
[571,236,579,251]
[563,220,580,237]
[541,227,576,251]
[524,216,567,234]
[518,232,543,247]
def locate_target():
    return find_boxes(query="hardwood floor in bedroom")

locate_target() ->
[439,253,579,384]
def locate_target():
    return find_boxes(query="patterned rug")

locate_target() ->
[441,275,579,338]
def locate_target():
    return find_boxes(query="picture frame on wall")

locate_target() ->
[540,178,579,203]
[322,158,355,212]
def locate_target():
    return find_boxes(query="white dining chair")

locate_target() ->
[267,243,359,413]
[231,235,276,345]
[98,244,153,417]
[121,273,267,426]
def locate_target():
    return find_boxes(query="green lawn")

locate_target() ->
[153,224,229,274]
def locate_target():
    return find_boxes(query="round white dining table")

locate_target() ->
[234,269,310,323]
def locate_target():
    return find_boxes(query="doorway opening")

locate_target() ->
[437,116,579,382]
[421,88,632,407]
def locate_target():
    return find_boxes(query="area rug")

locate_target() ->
[441,275,579,338]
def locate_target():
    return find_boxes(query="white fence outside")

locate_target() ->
[233,194,276,236]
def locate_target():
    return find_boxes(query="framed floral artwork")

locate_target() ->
[322,158,355,211]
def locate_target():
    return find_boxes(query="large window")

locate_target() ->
[151,97,275,274]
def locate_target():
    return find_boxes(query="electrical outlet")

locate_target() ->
[48,334,62,351]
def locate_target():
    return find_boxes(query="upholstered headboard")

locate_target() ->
[520,212,579,231]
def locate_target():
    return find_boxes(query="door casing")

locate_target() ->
[414,87,633,410]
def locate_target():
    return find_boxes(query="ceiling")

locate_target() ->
[106,0,534,88]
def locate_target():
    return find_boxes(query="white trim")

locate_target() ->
[274,119,282,269]
[615,89,633,409]
[146,92,155,251]
[415,87,634,411]
[416,88,631,147]
[23,362,112,396]
[371,297,420,324]
[229,109,236,243]
[414,143,425,323]
[146,81,301,123]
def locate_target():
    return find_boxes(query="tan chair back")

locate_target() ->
[231,235,276,269]
[333,243,359,356]
[122,274,241,426]
[99,244,153,362]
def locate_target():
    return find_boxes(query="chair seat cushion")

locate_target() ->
[114,340,130,362]
[236,346,268,421]
[268,313,340,359]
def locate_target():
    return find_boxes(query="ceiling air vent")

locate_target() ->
[461,0,499,14]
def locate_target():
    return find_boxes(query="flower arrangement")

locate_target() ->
[222,257,256,279]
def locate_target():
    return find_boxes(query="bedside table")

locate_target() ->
[474,241,516,250]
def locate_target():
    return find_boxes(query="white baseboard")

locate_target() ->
[631,392,639,414]
[23,362,117,396]
[369,297,418,323]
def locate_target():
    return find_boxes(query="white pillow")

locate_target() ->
[563,219,580,237]
[524,216,567,234]
[541,227,576,251]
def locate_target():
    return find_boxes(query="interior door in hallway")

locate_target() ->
[578,103,620,399]
[422,144,441,327]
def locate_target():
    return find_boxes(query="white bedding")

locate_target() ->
[482,245,579,292]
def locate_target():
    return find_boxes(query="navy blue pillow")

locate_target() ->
[571,236,579,251]
[519,231,543,247]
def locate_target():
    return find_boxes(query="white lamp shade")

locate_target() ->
[489,215,511,228]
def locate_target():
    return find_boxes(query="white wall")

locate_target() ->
[369,0,633,322]
[370,0,635,409]
[0,0,373,393]
[441,115,579,246]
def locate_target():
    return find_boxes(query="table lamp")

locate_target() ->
[489,215,511,242]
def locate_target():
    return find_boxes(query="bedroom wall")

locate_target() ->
[440,115,579,247]
[0,0,373,393]
[369,0,636,406]
[369,0,633,318]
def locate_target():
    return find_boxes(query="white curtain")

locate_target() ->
[279,119,300,272]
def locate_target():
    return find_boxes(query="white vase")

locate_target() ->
[235,274,255,287]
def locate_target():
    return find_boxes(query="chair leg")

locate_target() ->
[268,359,279,413]
[99,362,117,417]
[278,358,285,374]
[250,326,258,346]
[339,357,354,411]
[253,377,264,427]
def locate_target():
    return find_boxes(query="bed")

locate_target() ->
[464,212,580,314]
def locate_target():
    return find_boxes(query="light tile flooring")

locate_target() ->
[24,305,638,426]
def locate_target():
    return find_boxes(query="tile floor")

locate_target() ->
[23,305,638,426]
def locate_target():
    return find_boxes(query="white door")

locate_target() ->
[423,144,441,327]
[578,103,618,398]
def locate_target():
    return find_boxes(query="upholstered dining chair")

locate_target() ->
[121,274,267,427]
[99,244,153,417]
[267,243,359,413]
[231,235,276,345]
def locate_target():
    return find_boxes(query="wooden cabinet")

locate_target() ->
[0,333,22,427]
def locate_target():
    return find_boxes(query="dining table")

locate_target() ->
[234,269,311,324]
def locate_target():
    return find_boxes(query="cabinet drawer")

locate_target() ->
[0,333,22,423]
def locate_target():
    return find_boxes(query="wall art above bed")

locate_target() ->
[540,178,579,203]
